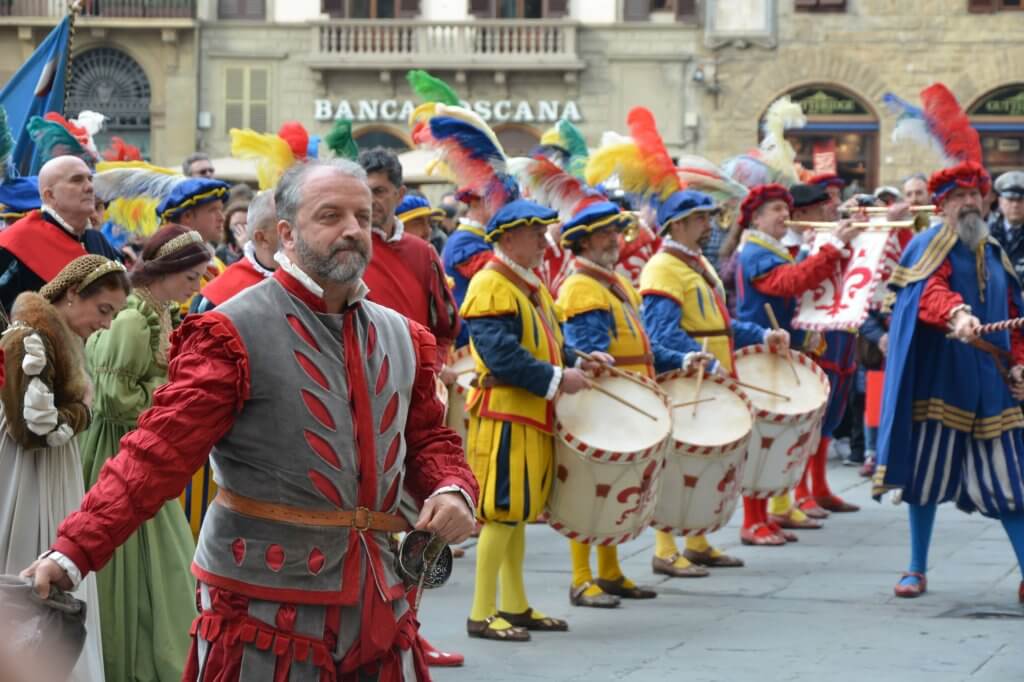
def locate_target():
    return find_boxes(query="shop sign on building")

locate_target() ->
[971,86,1024,117]
[314,98,582,124]
[789,88,869,117]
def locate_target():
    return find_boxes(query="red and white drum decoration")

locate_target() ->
[652,369,753,536]
[445,347,475,447]
[733,345,829,499]
[547,373,671,546]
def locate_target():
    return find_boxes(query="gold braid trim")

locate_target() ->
[887,225,957,289]
[79,259,127,291]
[155,230,204,259]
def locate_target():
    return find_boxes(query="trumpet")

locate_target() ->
[864,205,936,214]
[621,212,641,243]
[785,219,916,231]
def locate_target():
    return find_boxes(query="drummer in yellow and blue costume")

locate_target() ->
[556,199,662,607]
[463,199,613,642]
[640,189,790,564]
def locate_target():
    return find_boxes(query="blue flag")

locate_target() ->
[0,16,71,176]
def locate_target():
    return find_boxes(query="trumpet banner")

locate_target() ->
[793,229,902,331]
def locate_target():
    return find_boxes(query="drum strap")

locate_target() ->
[484,260,562,362]
[574,261,635,309]
[661,246,727,300]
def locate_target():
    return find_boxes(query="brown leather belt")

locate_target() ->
[688,329,732,338]
[214,489,411,532]
[471,374,507,389]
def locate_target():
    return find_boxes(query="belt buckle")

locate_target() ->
[353,506,372,532]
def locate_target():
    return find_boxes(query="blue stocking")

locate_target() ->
[900,503,937,587]
[999,513,1024,579]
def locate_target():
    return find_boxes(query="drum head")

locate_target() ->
[556,375,671,453]
[660,374,751,447]
[733,348,826,416]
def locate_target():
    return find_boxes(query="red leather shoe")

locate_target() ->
[893,572,927,598]
[766,522,798,543]
[815,494,860,513]
[419,635,465,667]
[740,523,786,546]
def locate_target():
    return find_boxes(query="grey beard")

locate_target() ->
[294,232,370,285]
[956,210,989,251]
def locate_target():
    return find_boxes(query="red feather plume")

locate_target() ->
[278,121,310,160]
[626,107,682,200]
[44,112,90,148]
[102,136,142,162]
[920,83,981,165]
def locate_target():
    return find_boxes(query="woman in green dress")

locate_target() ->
[80,224,211,681]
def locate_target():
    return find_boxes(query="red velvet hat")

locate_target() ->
[739,183,793,228]
[928,161,991,207]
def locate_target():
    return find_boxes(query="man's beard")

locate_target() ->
[295,232,370,285]
[591,245,619,269]
[956,207,989,251]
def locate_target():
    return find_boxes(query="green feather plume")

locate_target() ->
[407,69,460,106]
[557,119,589,179]
[325,119,359,160]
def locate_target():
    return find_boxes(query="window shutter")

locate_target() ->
[675,0,697,19]
[398,0,421,16]
[545,0,569,17]
[794,0,819,8]
[967,0,997,11]
[241,0,266,19]
[468,0,493,17]
[224,67,245,130]
[818,0,846,8]
[321,0,345,17]
[623,0,650,21]
[248,69,269,133]
[218,0,240,19]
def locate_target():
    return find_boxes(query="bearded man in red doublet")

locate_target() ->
[358,148,459,370]
[23,160,478,682]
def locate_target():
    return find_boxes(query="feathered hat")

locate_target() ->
[508,154,626,247]
[485,198,558,244]
[883,83,988,205]
[585,107,682,204]
[324,119,359,161]
[27,111,106,167]
[231,121,317,190]
[757,96,806,187]
[674,154,749,205]
[412,104,518,215]
[535,118,589,180]
[396,194,443,224]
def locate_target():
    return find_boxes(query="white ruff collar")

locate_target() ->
[495,247,542,288]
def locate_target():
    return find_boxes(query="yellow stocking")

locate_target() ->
[499,523,532,616]
[596,545,637,588]
[654,529,679,560]
[469,521,516,622]
[570,540,594,588]
[769,493,793,516]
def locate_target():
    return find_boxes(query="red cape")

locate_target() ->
[0,210,88,281]
[200,257,267,307]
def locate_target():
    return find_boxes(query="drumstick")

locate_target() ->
[734,380,791,401]
[454,368,476,377]
[573,349,650,390]
[584,379,658,421]
[672,397,716,409]
[691,338,709,416]
[763,303,801,386]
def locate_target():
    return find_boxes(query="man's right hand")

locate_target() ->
[560,368,591,395]
[20,557,72,598]
[886,201,912,221]
[835,219,860,245]
[950,310,981,341]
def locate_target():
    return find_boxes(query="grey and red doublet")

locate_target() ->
[52,265,478,682]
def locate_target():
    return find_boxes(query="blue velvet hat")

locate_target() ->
[156,178,230,223]
[656,190,718,233]
[396,195,443,223]
[559,200,628,247]
[0,176,40,222]
[485,199,558,244]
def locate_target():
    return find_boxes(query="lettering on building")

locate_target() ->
[314,99,583,124]
[789,88,868,117]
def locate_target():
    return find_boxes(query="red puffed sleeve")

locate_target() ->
[51,312,250,575]
[401,320,479,508]
[752,244,843,298]
[918,260,964,329]
[455,251,493,281]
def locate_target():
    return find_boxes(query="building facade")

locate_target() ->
[2,0,1022,188]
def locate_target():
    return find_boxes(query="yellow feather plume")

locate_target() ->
[95,160,177,175]
[106,196,161,237]
[585,134,650,195]
[409,102,440,129]
[230,128,296,190]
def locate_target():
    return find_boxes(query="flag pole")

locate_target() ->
[62,0,84,116]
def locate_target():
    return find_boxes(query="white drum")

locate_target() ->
[653,369,753,536]
[547,373,672,545]
[733,345,830,498]
[445,347,475,448]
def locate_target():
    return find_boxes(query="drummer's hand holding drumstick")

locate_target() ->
[560,367,592,394]
[764,328,790,351]
[683,351,722,375]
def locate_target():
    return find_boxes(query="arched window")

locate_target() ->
[353,125,412,152]
[969,84,1024,177]
[66,47,151,158]
[494,123,541,157]
[760,84,879,192]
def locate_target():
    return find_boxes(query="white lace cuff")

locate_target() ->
[40,550,83,591]
[24,377,59,435]
[545,366,563,401]
[428,485,475,514]
[45,423,75,447]
[21,333,46,376]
